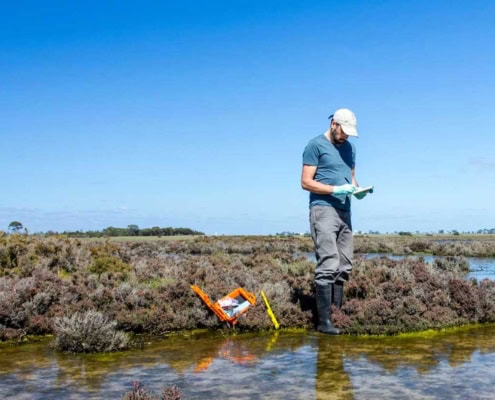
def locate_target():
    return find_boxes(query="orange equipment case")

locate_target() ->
[191,285,256,325]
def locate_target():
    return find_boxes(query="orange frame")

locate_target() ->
[191,285,256,325]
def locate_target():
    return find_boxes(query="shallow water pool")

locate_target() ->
[2,326,495,399]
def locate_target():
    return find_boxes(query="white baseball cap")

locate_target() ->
[329,108,358,137]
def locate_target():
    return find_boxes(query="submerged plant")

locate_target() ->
[122,381,182,400]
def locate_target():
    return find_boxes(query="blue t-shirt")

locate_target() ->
[302,133,356,210]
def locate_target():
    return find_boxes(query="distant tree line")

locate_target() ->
[477,228,495,234]
[51,225,204,238]
[4,220,495,237]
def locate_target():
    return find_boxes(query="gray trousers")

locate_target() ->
[309,205,353,285]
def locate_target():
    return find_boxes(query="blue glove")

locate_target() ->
[333,184,357,196]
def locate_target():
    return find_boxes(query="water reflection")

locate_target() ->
[1,326,495,399]
[317,326,495,399]
[316,337,352,399]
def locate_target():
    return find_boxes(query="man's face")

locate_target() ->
[330,122,349,145]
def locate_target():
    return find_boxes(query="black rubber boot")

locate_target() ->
[315,284,341,335]
[332,281,344,309]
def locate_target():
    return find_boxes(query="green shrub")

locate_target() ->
[89,256,131,276]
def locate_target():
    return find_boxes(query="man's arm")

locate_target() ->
[301,165,358,195]
[351,168,359,188]
[301,165,335,194]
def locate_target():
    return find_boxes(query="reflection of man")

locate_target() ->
[315,337,353,399]
[302,109,368,334]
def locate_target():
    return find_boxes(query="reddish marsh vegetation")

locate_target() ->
[1,233,495,342]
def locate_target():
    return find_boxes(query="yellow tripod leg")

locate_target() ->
[261,290,280,329]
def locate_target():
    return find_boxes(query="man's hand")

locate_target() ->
[333,184,357,196]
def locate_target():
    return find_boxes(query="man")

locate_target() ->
[301,108,370,335]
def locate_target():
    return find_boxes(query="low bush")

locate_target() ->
[89,256,131,277]
[433,256,470,273]
[54,310,129,353]
[331,256,495,334]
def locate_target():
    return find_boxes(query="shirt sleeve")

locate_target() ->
[302,140,319,166]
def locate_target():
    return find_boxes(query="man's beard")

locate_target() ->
[330,127,346,144]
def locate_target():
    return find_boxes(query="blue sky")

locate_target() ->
[1,1,494,235]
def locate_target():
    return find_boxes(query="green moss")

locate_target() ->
[348,322,495,339]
